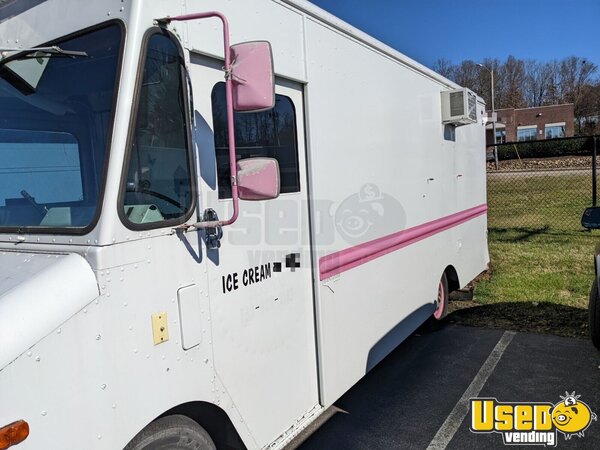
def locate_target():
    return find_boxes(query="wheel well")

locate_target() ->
[444,265,460,293]
[159,401,246,450]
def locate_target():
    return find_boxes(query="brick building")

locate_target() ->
[486,103,575,146]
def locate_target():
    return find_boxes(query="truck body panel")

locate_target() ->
[0,1,489,448]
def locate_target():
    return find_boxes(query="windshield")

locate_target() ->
[0,23,122,232]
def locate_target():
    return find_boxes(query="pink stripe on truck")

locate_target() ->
[319,204,487,280]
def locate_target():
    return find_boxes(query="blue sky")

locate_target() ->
[308,0,600,70]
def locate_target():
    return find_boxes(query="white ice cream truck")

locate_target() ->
[0,0,489,449]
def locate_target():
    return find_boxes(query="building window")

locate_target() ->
[495,130,506,144]
[121,32,193,226]
[545,123,566,139]
[517,127,537,142]
[211,82,300,199]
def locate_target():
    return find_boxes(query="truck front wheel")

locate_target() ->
[124,414,216,450]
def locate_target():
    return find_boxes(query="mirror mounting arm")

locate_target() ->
[158,12,240,231]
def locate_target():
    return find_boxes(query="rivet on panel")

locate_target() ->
[56,328,62,334]
[35,356,40,362]
[27,351,32,357]
[133,349,138,354]
[96,334,101,341]
[100,384,107,390]
[41,411,47,416]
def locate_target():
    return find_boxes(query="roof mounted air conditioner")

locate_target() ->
[441,88,478,126]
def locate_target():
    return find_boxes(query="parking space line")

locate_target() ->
[426,330,516,450]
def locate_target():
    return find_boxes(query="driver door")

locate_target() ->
[189,52,320,447]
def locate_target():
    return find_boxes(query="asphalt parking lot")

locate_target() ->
[292,324,600,449]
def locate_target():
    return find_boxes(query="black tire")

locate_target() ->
[590,280,600,349]
[124,415,216,450]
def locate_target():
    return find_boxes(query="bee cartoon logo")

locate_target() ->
[551,392,597,440]
[470,392,597,446]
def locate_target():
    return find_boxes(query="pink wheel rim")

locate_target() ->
[433,279,445,320]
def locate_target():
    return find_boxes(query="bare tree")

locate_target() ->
[524,60,555,107]
[496,56,526,109]
[560,57,598,132]
[430,55,600,134]
[432,58,455,80]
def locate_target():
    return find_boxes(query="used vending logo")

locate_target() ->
[470,392,597,446]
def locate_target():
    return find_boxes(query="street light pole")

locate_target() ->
[477,63,498,169]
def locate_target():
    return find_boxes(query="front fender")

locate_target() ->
[0,251,99,370]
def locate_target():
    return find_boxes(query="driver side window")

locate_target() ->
[121,31,193,227]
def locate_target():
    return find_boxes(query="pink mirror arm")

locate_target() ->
[159,12,239,230]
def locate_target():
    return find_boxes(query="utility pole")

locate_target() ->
[477,63,498,169]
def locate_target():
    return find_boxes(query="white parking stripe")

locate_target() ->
[426,331,516,450]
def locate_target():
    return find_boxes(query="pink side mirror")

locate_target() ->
[237,158,280,201]
[230,41,275,112]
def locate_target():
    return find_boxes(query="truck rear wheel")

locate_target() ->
[590,280,600,349]
[433,272,449,320]
[124,414,216,450]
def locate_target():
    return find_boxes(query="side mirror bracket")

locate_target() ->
[159,12,278,233]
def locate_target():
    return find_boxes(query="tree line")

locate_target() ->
[433,56,600,135]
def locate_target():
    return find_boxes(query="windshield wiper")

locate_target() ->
[0,46,88,63]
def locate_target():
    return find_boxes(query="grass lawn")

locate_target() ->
[449,171,597,338]
[475,228,596,308]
